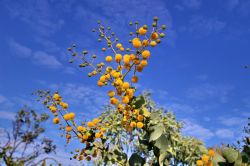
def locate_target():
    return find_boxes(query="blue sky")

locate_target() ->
[0,0,250,165]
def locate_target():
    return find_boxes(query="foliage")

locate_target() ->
[0,107,59,166]
[34,17,249,166]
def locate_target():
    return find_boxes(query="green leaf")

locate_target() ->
[222,148,239,163]
[132,96,145,109]
[154,135,169,151]
[233,152,242,166]
[198,145,208,154]
[159,152,169,166]
[212,152,226,166]
[129,153,145,166]
[150,111,160,120]
[149,124,164,142]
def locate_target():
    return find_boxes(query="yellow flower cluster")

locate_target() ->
[42,92,109,161]
[41,17,167,162]
[66,18,166,134]
[196,149,215,166]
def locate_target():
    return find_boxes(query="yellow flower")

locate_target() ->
[65,126,72,132]
[116,43,122,49]
[106,66,113,72]
[97,80,104,87]
[131,76,138,83]
[95,132,102,138]
[196,160,203,166]
[208,149,215,157]
[117,104,125,112]
[206,161,213,166]
[93,118,100,124]
[133,109,139,115]
[126,125,133,132]
[133,39,142,48]
[100,75,107,82]
[77,126,86,132]
[115,54,122,62]
[123,54,130,64]
[87,121,95,127]
[133,57,140,65]
[130,121,136,128]
[82,134,89,140]
[142,50,150,59]
[136,65,144,72]
[100,128,107,132]
[108,90,115,98]
[77,133,82,138]
[66,134,71,139]
[136,122,144,128]
[122,96,130,104]
[142,40,149,47]
[64,112,75,120]
[126,89,134,98]
[49,106,57,113]
[202,154,209,163]
[130,54,135,60]
[140,60,148,67]
[105,56,112,62]
[110,97,119,105]
[112,71,121,78]
[138,27,147,35]
[53,93,61,101]
[115,79,123,86]
[120,47,124,51]
[151,32,159,40]
[68,112,75,119]
[132,38,139,42]
[150,41,157,47]
[137,115,144,122]
[63,114,70,121]
[122,82,130,89]
[60,102,68,109]
[53,117,60,124]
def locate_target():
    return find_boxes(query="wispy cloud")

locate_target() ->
[219,117,247,126]
[175,0,202,10]
[186,83,233,103]
[182,119,214,141]
[0,110,16,120]
[181,16,226,37]
[8,39,64,70]
[33,51,62,69]
[8,39,32,58]
[0,94,14,109]
[215,129,234,139]
[166,102,197,114]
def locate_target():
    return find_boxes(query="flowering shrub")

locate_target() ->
[35,17,248,165]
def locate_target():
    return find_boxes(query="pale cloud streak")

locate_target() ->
[8,39,32,58]
[215,129,234,139]
[219,117,247,127]
[186,83,233,103]
[0,110,16,120]
[182,119,214,141]
[33,51,62,69]
[9,40,65,69]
